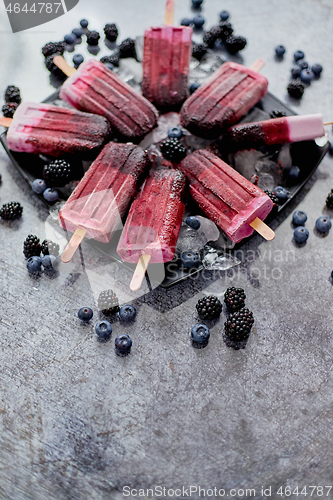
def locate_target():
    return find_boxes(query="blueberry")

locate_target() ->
[64,33,76,45]
[72,54,84,68]
[292,210,307,226]
[315,216,332,233]
[193,15,205,28]
[291,66,301,79]
[80,19,89,28]
[115,334,132,354]
[192,0,203,7]
[119,305,136,322]
[293,226,309,243]
[168,126,183,139]
[181,18,193,26]
[78,307,93,322]
[43,188,59,202]
[41,255,57,270]
[95,320,112,339]
[189,82,201,94]
[219,10,230,21]
[294,50,305,62]
[297,60,308,70]
[300,69,315,84]
[186,216,200,230]
[273,186,288,202]
[191,324,210,344]
[32,179,47,194]
[72,28,83,38]
[181,251,200,268]
[26,256,42,273]
[288,165,300,180]
[311,64,323,76]
[275,45,286,57]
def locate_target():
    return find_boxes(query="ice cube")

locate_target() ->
[231,149,263,180]
[255,158,282,186]
[135,35,144,62]
[202,246,241,271]
[277,144,292,170]
[176,223,207,252]
[195,216,220,242]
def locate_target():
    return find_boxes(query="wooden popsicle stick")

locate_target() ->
[61,228,87,263]
[249,59,265,72]
[53,55,77,77]
[0,117,13,128]
[250,217,275,241]
[130,255,152,291]
[324,121,333,126]
[164,0,175,25]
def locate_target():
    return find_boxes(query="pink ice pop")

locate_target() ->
[179,149,274,243]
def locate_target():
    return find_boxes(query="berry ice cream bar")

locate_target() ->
[59,60,159,141]
[5,102,110,157]
[142,25,192,109]
[180,61,268,139]
[179,149,274,243]
[223,114,326,150]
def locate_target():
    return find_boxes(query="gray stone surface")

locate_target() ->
[1,1,333,499]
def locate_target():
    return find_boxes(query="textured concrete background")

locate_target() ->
[1,1,333,499]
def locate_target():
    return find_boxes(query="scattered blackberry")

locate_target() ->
[41,239,60,257]
[192,43,207,61]
[269,109,287,119]
[264,190,279,206]
[104,23,119,42]
[118,38,137,59]
[86,30,100,46]
[98,290,120,315]
[4,85,21,104]
[23,235,41,259]
[100,54,120,67]
[326,189,333,209]
[160,138,186,163]
[225,35,247,54]
[202,26,221,48]
[45,53,65,77]
[224,287,246,312]
[43,159,71,187]
[196,295,222,320]
[224,308,254,341]
[0,201,23,220]
[2,103,18,118]
[42,41,65,58]
[287,81,305,99]
[218,21,234,41]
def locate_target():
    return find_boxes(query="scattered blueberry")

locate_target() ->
[119,305,136,322]
[275,45,286,57]
[186,216,201,230]
[315,216,332,234]
[292,210,307,226]
[293,226,309,243]
[95,320,112,339]
[64,33,76,45]
[296,60,308,70]
[300,69,315,84]
[32,179,47,194]
[168,126,183,139]
[72,28,83,38]
[189,82,201,94]
[43,188,59,202]
[193,15,205,28]
[73,54,84,68]
[115,334,132,355]
[41,255,57,270]
[311,64,323,77]
[294,50,305,62]
[192,0,203,7]
[191,324,210,345]
[26,256,42,273]
[78,307,93,322]
[288,165,300,180]
[181,252,200,268]
[80,19,89,28]
[181,18,193,26]
[291,66,301,79]
[219,10,230,21]
[273,186,288,203]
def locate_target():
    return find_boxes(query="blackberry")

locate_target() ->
[225,35,247,54]
[118,38,137,59]
[23,235,41,259]
[202,26,221,48]
[326,189,333,209]
[43,159,71,187]
[225,308,254,341]
[269,109,287,119]
[41,239,60,257]
[42,41,65,58]
[287,81,305,99]
[196,295,222,320]
[218,22,234,41]
[98,290,120,315]
[45,53,65,77]
[2,103,18,118]
[86,30,100,46]
[192,43,207,61]
[0,201,23,220]
[160,138,186,163]
[224,287,246,312]
[100,54,120,67]
[4,85,21,104]
[104,23,119,42]
[264,190,279,206]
